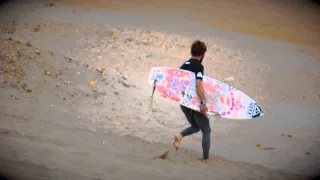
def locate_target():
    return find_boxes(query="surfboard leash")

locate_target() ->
[150,79,189,129]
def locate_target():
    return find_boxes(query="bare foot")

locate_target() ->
[201,159,211,163]
[173,134,182,150]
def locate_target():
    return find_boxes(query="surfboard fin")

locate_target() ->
[152,147,173,160]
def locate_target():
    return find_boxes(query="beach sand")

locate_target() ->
[0,0,319,179]
[44,0,320,49]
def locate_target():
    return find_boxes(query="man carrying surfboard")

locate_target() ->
[173,40,211,163]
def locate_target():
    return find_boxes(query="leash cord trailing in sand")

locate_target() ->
[150,79,189,129]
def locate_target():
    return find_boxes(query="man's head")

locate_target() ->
[191,40,207,63]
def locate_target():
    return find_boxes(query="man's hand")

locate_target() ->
[200,104,208,114]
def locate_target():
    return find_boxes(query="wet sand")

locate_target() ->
[0,0,319,179]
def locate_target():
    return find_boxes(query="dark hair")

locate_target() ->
[191,40,207,56]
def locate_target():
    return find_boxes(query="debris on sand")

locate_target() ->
[10,94,20,100]
[45,2,55,7]
[44,70,51,76]
[280,93,287,100]
[122,81,130,88]
[96,68,104,73]
[26,41,32,47]
[121,52,128,57]
[281,133,293,138]
[256,144,276,151]
[65,56,72,63]
[35,49,41,55]
[33,25,41,32]
[89,80,98,92]
[87,66,92,71]
[89,80,96,88]
[264,147,276,150]
[21,83,32,92]
[256,144,263,150]
[71,92,78,101]
[98,74,107,82]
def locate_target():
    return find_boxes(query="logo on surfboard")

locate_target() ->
[246,103,261,118]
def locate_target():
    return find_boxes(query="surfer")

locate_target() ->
[173,40,211,163]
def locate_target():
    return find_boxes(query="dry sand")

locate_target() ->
[0,0,320,179]
[43,0,320,49]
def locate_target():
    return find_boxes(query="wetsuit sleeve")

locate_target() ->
[194,64,204,81]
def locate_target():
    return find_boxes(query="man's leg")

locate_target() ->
[193,111,211,160]
[174,105,200,150]
[180,105,200,136]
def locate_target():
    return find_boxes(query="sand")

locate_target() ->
[0,0,319,179]
[41,0,320,49]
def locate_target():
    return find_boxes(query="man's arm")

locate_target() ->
[195,65,208,114]
[195,65,206,103]
[196,79,206,102]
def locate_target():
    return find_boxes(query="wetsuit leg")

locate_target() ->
[180,105,200,136]
[193,111,211,160]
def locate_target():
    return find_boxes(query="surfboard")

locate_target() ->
[148,67,264,120]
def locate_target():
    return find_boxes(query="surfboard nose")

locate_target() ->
[260,108,265,116]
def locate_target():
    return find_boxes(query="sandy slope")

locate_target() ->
[0,0,319,179]
[0,38,306,180]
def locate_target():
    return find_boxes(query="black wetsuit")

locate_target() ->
[179,58,211,160]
